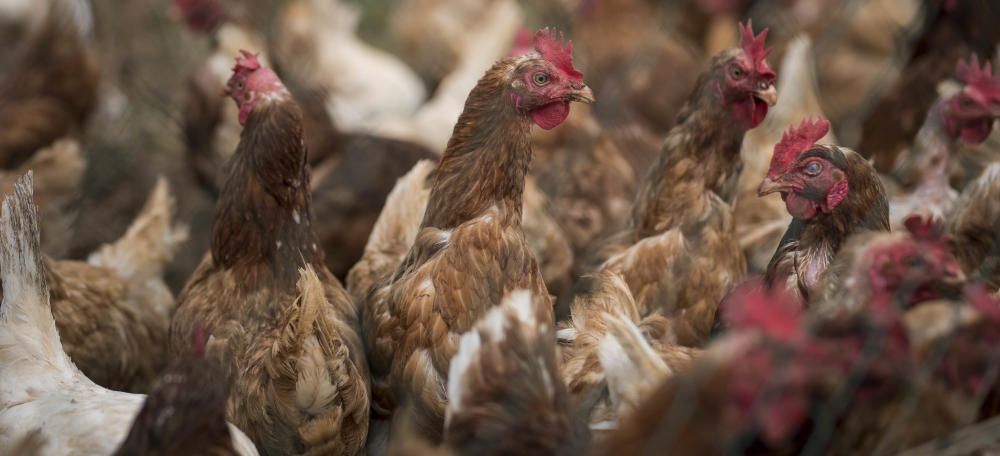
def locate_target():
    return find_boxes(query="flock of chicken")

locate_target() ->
[1,0,1000,454]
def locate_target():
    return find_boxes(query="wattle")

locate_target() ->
[731,95,768,129]
[960,119,993,144]
[531,101,570,130]
[783,193,818,220]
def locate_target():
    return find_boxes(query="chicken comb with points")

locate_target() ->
[768,117,830,178]
[233,50,262,74]
[739,19,774,76]
[956,54,1000,105]
[533,28,584,83]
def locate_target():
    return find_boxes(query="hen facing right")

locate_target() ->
[359,29,594,444]
[169,53,369,456]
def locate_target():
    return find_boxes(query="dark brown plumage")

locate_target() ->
[113,335,243,456]
[764,146,890,302]
[169,61,369,455]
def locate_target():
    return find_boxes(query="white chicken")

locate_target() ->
[0,173,258,456]
[275,0,426,134]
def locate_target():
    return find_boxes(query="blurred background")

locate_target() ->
[4,0,997,290]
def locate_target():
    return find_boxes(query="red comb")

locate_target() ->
[902,214,946,242]
[956,54,1000,106]
[739,20,774,78]
[509,27,534,57]
[233,50,262,74]
[768,117,831,178]
[533,28,584,83]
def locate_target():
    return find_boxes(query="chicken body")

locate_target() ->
[360,35,593,442]
[170,62,368,455]
[0,174,256,456]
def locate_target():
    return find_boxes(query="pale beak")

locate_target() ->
[754,83,778,107]
[569,85,596,104]
[757,177,787,197]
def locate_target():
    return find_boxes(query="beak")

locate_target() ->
[568,85,595,104]
[757,177,787,197]
[754,83,778,107]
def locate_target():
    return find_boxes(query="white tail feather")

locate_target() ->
[0,172,72,368]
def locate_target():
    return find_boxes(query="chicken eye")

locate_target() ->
[804,162,822,176]
[730,65,744,79]
[532,73,551,86]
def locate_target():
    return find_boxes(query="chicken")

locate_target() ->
[858,0,1000,172]
[0,138,84,257]
[735,35,836,273]
[949,162,1000,292]
[571,21,777,348]
[0,0,97,169]
[0,173,255,456]
[359,29,594,443]
[888,55,1000,230]
[760,118,890,301]
[113,328,259,456]
[273,0,425,134]
[168,54,369,455]
[442,290,588,455]
[598,264,978,455]
[175,0,269,194]
[0,176,188,393]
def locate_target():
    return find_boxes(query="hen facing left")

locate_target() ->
[169,54,369,456]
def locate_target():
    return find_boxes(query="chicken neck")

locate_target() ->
[421,61,532,230]
[211,98,325,285]
[629,86,746,239]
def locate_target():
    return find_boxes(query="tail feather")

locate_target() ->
[87,176,188,283]
[0,172,70,367]
[598,313,670,414]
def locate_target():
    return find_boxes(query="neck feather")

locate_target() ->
[422,59,532,229]
[211,97,324,285]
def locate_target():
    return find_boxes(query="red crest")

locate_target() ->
[233,50,262,74]
[739,19,775,79]
[533,28,584,84]
[956,54,1000,106]
[768,117,830,178]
